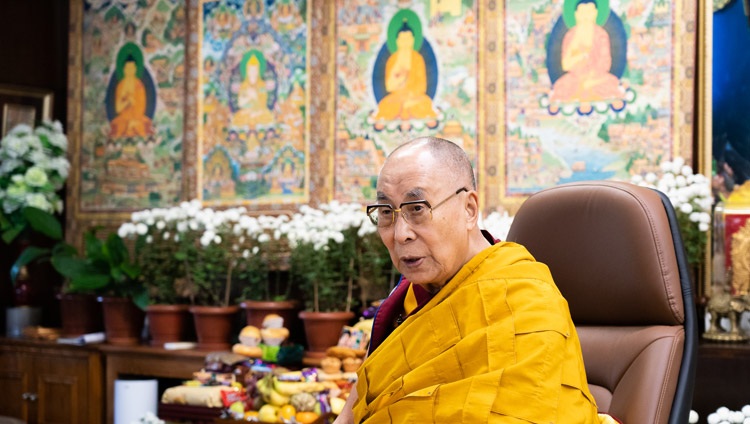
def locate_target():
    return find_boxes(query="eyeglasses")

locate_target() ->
[366,187,468,228]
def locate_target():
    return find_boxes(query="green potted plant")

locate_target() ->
[287,201,394,357]
[53,228,146,345]
[238,214,302,334]
[0,121,87,335]
[118,204,193,346]
[119,201,269,350]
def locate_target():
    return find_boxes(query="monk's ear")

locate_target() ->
[464,190,480,228]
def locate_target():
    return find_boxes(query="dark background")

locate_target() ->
[0,0,69,332]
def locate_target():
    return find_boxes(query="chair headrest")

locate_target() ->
[507,181,684,326]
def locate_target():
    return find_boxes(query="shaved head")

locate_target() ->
[388,137,476,190]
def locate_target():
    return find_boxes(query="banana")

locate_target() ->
[255,376,273,403]
[273,378,325,396]
[268,388,291,406]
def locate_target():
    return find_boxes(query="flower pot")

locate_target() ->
[146,304,191,347]
[59,293,103,337]
[298,310,355,358]
[100,296,145,346]
[189,305,240,350]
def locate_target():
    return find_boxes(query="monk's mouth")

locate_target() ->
[401,257,423,268]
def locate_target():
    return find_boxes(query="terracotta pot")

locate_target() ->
[59,293,103,336]
[298,310,355,357]
[100,296,145,346]
[189,305,240,350]
[146,304,191,347]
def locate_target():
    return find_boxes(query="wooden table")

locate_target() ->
[99,344,208,424]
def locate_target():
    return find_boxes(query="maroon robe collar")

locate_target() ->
[367,230,499,354]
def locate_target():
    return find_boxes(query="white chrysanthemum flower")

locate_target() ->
[136,223,148,235]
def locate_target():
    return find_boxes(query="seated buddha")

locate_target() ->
[550,0,624,107]
[109,59,154,139]
[374,21,437,126]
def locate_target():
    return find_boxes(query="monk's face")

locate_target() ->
[375,143,472,288]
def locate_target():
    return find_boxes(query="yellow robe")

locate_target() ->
[353,242,606,423]
[110,77,153,138]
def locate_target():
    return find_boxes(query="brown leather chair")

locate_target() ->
[506,181,697,424]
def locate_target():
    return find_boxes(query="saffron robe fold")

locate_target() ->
[352,242,605,423]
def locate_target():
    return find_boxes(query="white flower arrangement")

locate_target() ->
[630,157,713,266]
[701,405,750,424]
[286,200,392,312]
[118,200,271,306]
[480,210,515,241]
[0,121,69,217]
[282,201,373,251]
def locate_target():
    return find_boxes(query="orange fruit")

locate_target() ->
[295,411,320,424]
[279,404,296,420]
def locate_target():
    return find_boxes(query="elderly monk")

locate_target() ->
[335,137,618,423]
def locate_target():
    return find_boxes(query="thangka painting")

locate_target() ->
[334,1,479,202]
[79,0,186,210]
[198,0,309,205]
[500,0,696,208]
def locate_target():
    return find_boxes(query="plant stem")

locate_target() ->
[224,261,233,307]
[314,278,319,312]
[346,257,354,313]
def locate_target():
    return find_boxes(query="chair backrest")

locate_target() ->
[506,181,697,424]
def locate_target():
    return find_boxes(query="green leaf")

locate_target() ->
[70,274,111,291]
[84,230,104,261]
[23,207,62,240]
[0,212,10,230]
[2,223,26,245]
[51,242,78,257]
[120,262,141,280]
[51,256,92,279]
[110,267,125,283]
[132,289,149,310]
[104,233,128,266]
[10,246,51,282]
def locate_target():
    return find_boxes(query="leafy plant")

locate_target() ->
[52,229,147,309]
[0,121,69,245]
[8,206,76,284]
[118,201,269,307]
[239,214,294,302]
[287,202,396,313]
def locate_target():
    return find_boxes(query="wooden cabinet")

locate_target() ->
[692,341,750,420]
[99,344,207,424]
[0,338,102,423]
